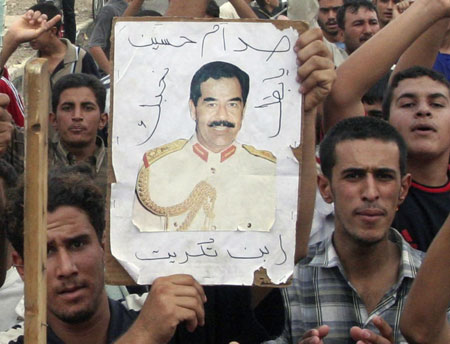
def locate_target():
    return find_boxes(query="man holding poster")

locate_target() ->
[133,61,277,233]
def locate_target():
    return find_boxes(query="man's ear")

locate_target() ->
[49,112,58,130]
[98,113,108,130]
[398,173,412,205]
[318,174,334,204]
[189,100,197,121]
[12,250,25,281]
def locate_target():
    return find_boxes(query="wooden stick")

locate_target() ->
[23,58,49,344]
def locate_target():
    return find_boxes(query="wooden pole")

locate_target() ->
[23,58,49,344]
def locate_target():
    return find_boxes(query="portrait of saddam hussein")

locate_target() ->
[132,61,277,232]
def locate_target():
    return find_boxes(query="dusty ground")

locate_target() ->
[5,0,93,68]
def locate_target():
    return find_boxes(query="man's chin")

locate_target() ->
[50,306,96,324]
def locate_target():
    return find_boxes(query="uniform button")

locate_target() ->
[211,225,217,230]
[173,222,178,227]
[211,167,216,174]
[247,223,252,228]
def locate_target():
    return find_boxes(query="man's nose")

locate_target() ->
[362,175,380,201]
[72,106,83,120]
[415,101,432,117]
[56,249,78,278]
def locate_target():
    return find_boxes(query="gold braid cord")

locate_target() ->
[136,165,217,231]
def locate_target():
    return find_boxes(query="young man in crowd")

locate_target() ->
[1,3,99,88]
[0,73,108,195]
[324,0,450,251]
[336,0,380,55]
[270,116,428,343]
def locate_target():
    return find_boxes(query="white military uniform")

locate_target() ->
[132,137,276,232]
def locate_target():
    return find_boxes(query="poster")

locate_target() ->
[110,18,304,285]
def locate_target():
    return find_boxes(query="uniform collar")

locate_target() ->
[192,138,236,163]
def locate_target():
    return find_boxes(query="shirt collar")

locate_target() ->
[191,136,236,163]
[307,228,423,281]
[54,135,106,173]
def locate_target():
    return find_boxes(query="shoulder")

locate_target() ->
[242,144,276,163]
[140,139,189,168]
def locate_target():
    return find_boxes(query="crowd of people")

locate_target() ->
[0,0,448,343]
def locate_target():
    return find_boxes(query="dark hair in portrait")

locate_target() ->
[337,0,378,29]
[190,61,250,106]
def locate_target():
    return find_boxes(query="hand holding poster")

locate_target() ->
[110,18,306,285]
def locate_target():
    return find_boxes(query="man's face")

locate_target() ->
[318,139,410,245]
[190,77,245,153]
[389,76,450,161]
[30,28,55,51]
[343,8,380,54]
[318,0,343,37]
[45,206,106,324]
[374,0,398,27]
[363,100,385,120]
[50,87,107,150]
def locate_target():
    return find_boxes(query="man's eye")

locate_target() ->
[70,241,85,250]
[377,173,394,181]
[47,246,56,255]
[344,172,362,180]
[206,103,217,108]
[228,102,239,108]
[400,102,414,108]
[431,102,445,108]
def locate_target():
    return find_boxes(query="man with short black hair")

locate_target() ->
[271,116,429,343]
[336,0,380,55]
[317,0,343,44]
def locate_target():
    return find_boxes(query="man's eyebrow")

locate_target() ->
[203,97,218,102]
[396,93,417,101]
[228,97,242,102]
[429,93,449,101]
[63,233,91,244]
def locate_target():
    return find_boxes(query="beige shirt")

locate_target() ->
[133,137,277,232]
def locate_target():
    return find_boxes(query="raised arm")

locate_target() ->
[228,0,258,19]
[399,215,450,344]
[294,28,336,262]
[323,0,450,132]
[165,0,208,17]
[0,10,61,71]
[122,0,144,17]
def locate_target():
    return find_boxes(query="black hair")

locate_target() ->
[337,0,378,29]
[190,61,250,106]
[206,0,220,17]
[382,66,450,120]
[362,71,391,120]
[29,2,62,34]
[52,73,106,113]
[6,164,105,258]
[319,116,407,179]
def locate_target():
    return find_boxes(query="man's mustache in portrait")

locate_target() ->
[208,120,235,128]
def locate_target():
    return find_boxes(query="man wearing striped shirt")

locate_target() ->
[270,117,431,343]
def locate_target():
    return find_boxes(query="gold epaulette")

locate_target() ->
[243,144,276,163]
[141,139,188,168]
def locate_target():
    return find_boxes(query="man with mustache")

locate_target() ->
[317,0,344,46]
[133,61,277,232]
[336,0,380,55]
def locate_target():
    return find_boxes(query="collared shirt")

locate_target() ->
[49,135,108,195]
[268,229,429,344]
